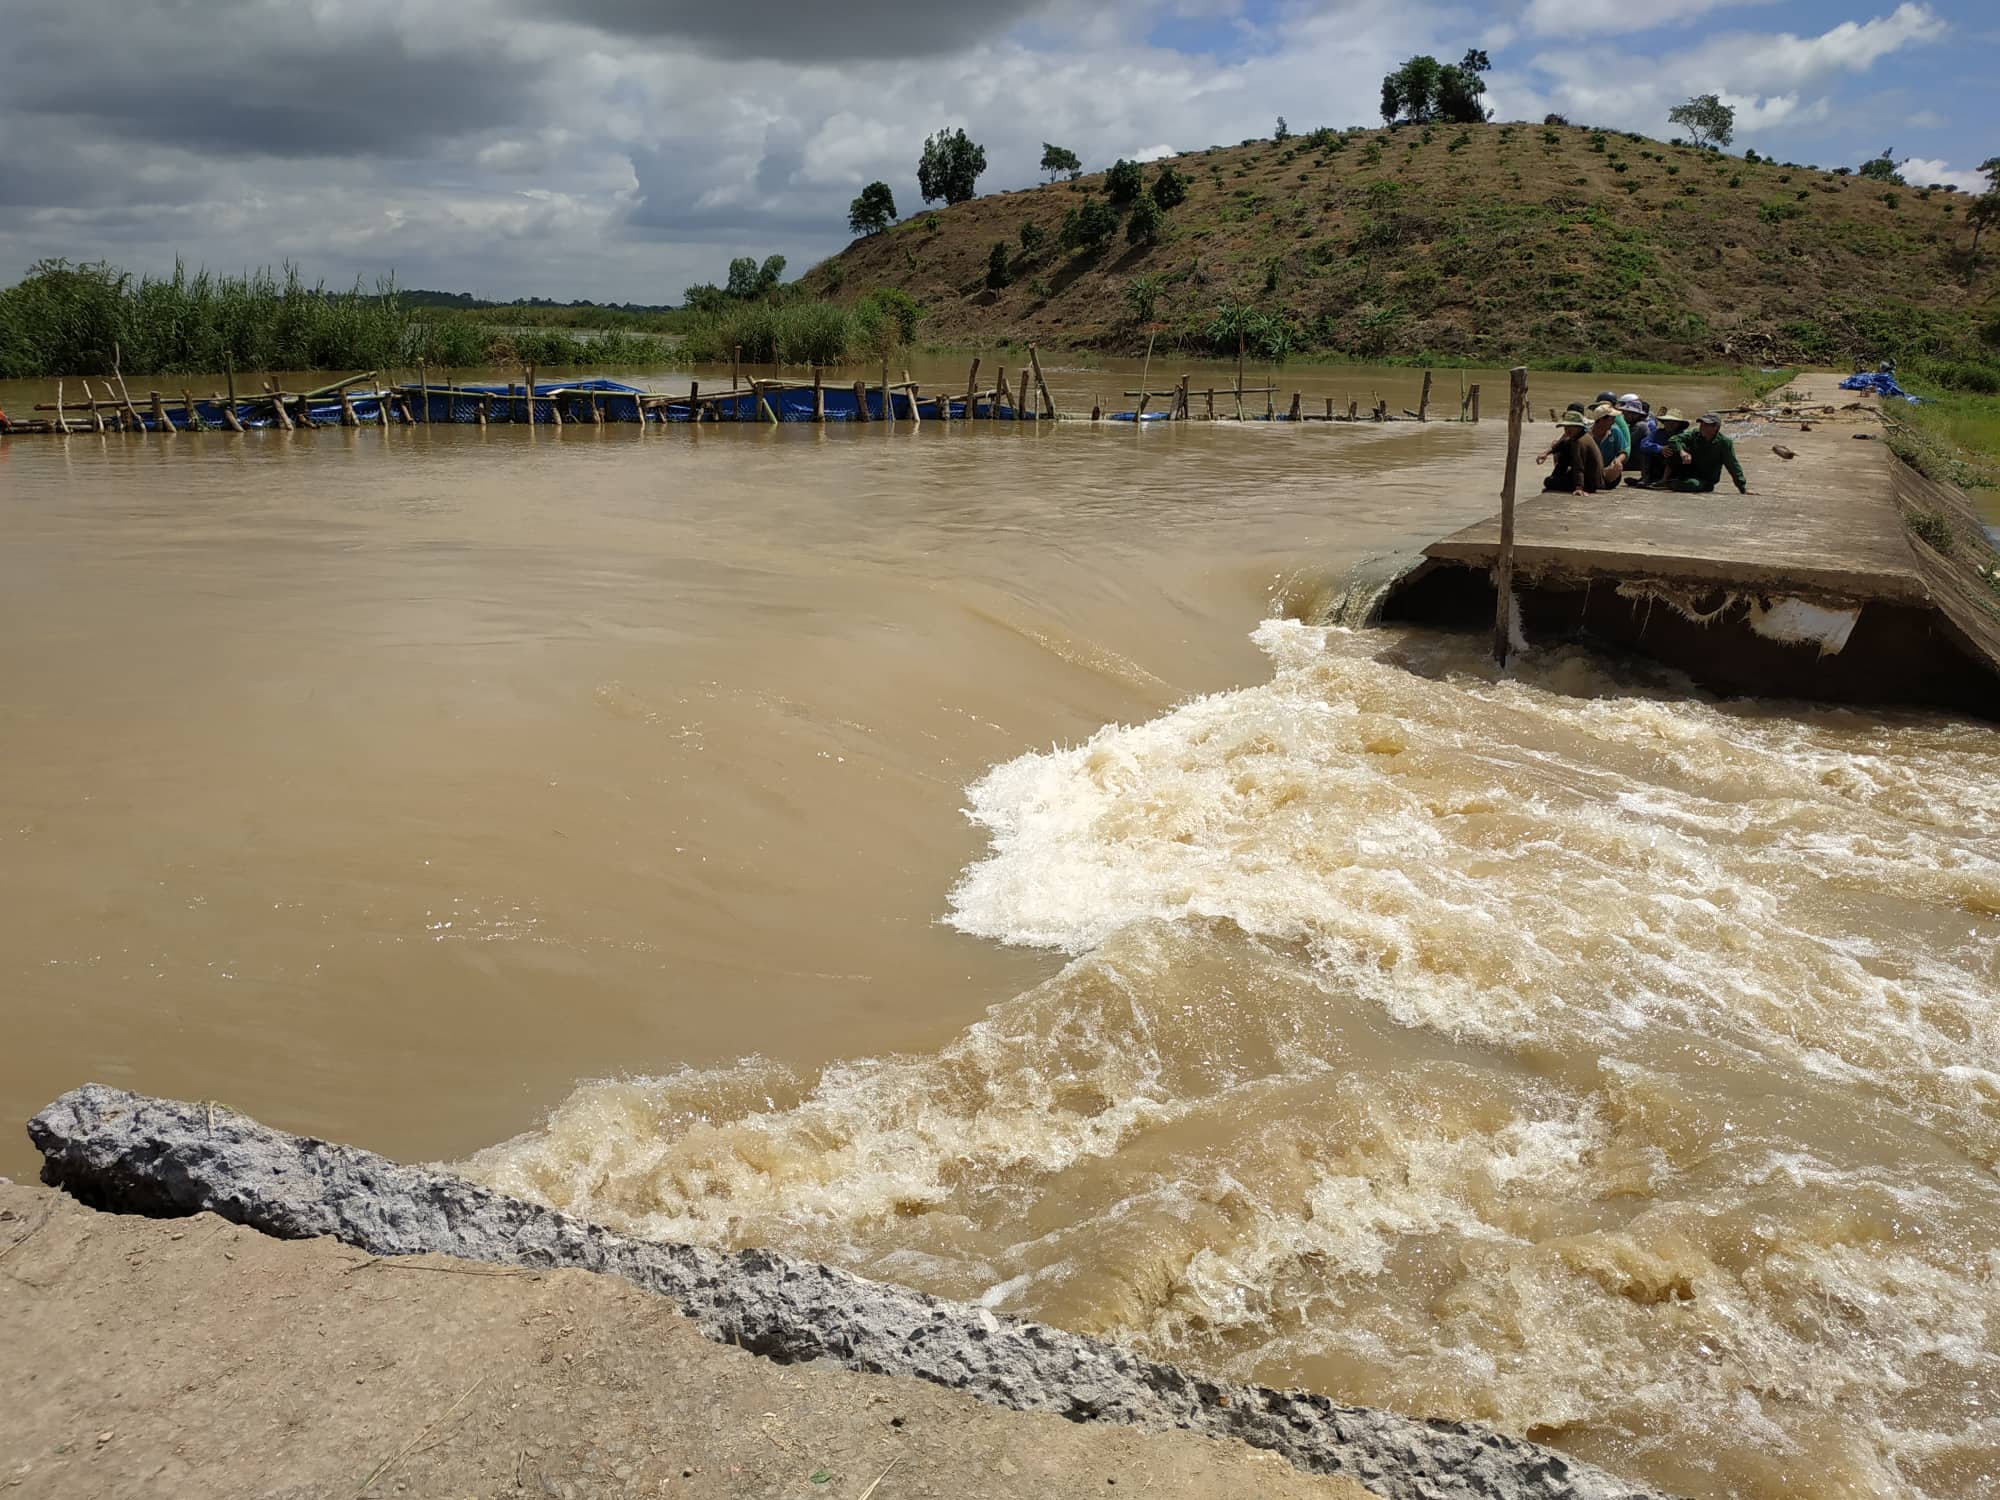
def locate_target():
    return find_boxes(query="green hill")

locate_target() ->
[801,123,1997,370]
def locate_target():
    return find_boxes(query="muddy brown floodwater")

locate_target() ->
[3,360,1997,1499]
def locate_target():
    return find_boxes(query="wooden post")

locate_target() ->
[853,379,869,422]
[1091,400,1102,422]
[548,388,563,427]
[1205,388,1215,419]
[686,381,699,423]
[1028,345,1056,419]
[1469,385,1481,423]
[1178,375,1190,419]
[731,347,741,391]
[996,368,1011,418]
[1418,368,1433,422]
[758,383,779,425]
[476,397,489,429]
[813,366,825,423]
[339,389,359,427]
[265,382,293,432]
[908,383,921,427]
[1288,392,1302,422]
[53,381,68,435]
[183,389,199,431]
[78,380,105,433]
[964,358,980,418]
[152,391,169,431]
[1348,400,1359,420]
[1235,326,1245,419]
[418,362,428,423]
[880,355,890,421]
[224,354,238,423]
[525,367,536,428]
[1493,366,1529,670]
[1325,396,1334,420]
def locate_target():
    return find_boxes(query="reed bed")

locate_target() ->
[0,260,674,379]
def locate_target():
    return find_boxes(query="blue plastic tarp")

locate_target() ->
[1840,372,1921,403]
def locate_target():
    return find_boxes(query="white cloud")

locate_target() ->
[1523,0,1777,37]
[1899,157,1986,193]
[1903,108,1945,129]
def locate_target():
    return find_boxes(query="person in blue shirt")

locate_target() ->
[1618,396,1657,486]
[1637,408,1689,486]
[1588,404,1629,485]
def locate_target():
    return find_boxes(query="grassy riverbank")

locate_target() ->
[1885,360,2000,492]
[0,261,675,380]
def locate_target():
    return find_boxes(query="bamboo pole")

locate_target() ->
[111,345,144,430]
[1028,345,1055,419]
[813,366,825,423]
[879,354,889,421]
[225,354,238,413]
[1418,368,1433,422]
[1493,366,1529,670]
[79,380,107,433]
[908,382,921,427]
[53,381,68,435]
[995,368,1010,418]
[1178,375,1190,419]
[476,397,489,429]
[266,381,293,431]
[525,367,536,428]
[964,358,980,418]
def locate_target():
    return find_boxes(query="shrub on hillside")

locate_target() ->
[1105,159,1144,207]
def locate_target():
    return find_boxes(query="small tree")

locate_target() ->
[1126,190,1162,244]
[918,127,988,206]
[1857,147,1906,185]
[847,181,897,237]
[1040,143,1082,182]
[1274,116,1292,142]
[1059,195,1120,252]
[1966,157,2000,256]
[1104,158,1144,207]
[985,240,1012,290]
[1019,221,1046,255]
[1667,94,1734,149]
[1151,163,1189,210]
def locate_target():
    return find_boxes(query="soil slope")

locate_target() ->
[0,1180,1373,1500]
[803,124,1994,368]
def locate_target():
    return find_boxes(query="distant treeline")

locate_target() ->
[0,261,678,379]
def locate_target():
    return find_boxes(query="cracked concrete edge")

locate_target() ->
[27,1085,1672,1500]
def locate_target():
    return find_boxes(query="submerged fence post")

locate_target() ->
[813,366,825,423]
[732,346,741,392]
[1493,365,1529,670]
[964,358,980,419]
[1418,368,1433,422]
[1028,345,1056,420]
[852,379,869,422]
[1469,384,1481,423]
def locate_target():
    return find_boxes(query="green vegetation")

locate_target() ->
[848,182,897,238]
[676,288,920,367]
[1667,94,1734,150]
[1886,358,2000,491]
[0,259,673,379]
[1039,143,1082,183]
[918,127,987,206]
[1380,50,1490,126]
[1105,159,1144,208]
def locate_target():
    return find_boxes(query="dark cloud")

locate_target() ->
[518,0,1055,61]
[1,0,539,158]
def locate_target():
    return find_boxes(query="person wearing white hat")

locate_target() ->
[1588,404,1629,485]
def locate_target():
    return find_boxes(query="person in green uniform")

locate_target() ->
[1665,413,1752,494]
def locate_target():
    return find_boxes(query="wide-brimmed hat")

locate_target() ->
[1557,413,1589,429]
[1589,403,1619,419]
[1616,395,1646,414]
[1656,408,1690,424]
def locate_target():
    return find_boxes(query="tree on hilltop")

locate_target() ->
[1667,94,1734,150]
[1151,162,1188,210]
[848,181,897,237]
[1857,147,1906,184]
[1380,50,1489,126]
[1040,143,1082,182]
[918,127,987,205]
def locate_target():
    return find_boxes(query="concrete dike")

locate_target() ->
[22,1084,1670,1500]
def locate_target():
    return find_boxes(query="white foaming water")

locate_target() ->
[474,622,2000,1499]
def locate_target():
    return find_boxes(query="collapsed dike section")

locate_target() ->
[29,1085,1667,1500]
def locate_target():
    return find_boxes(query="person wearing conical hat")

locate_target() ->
[1535,410,1606,494]
[1637,407,1690,486]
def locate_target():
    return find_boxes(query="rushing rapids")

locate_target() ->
[474,621,2000,1500]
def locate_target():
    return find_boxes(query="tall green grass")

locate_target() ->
[1887,358,2000,491]
[677,289,922,366]
[0,259,675,379]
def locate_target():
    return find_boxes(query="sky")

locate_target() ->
[1,0,1994,303]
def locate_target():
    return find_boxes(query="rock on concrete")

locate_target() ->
[29,1084,1671,1500]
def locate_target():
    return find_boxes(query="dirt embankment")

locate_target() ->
[8,1086,1670,1500]
[0,1179,1368,1499]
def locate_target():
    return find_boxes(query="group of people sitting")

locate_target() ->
[1536,390,1751,497]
